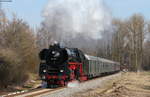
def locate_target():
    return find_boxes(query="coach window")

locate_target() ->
[90,61,91,73]
[98,61,99,72]
[96,61,97,73]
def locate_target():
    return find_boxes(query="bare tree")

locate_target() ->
[126,14,145,71]
[111,14,145,71]
[0,11,38,88]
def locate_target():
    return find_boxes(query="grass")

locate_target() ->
[71,71,150,97]
[23,73,41,89]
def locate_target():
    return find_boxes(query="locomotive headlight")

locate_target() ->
[52,51,56,54]
[43,69,47,73]
[42,75,46,80]
[60,70,64,72]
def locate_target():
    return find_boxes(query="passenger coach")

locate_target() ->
[83,54,120,78]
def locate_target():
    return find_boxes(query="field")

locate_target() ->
[71,71,150,97]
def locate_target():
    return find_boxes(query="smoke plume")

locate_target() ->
[41,0,112,54]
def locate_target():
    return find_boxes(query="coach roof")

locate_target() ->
[85,54,116,64]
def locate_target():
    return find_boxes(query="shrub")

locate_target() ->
[0,48,28,88]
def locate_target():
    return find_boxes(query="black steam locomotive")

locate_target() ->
[39,43,120,87]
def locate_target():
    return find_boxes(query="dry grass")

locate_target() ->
[72,72,150,97]
[121,72,150,92]
[22,73,41,89]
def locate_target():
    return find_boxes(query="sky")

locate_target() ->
[1,0,150,28]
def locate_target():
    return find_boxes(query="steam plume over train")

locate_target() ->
[40,0,113,54]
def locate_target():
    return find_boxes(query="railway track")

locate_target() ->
[1,87,65,97]
[16,87,65,97]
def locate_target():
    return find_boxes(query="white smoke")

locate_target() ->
[67,80,79,88]
[41,0,112,54]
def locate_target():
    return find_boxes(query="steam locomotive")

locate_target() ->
[39,43,120,87]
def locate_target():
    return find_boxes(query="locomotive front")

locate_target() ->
[39,43,85,87]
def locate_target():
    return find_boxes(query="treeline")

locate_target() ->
[98,14,150,71]
[0,11,39,88]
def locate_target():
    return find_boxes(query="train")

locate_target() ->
[39,43,120,87]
